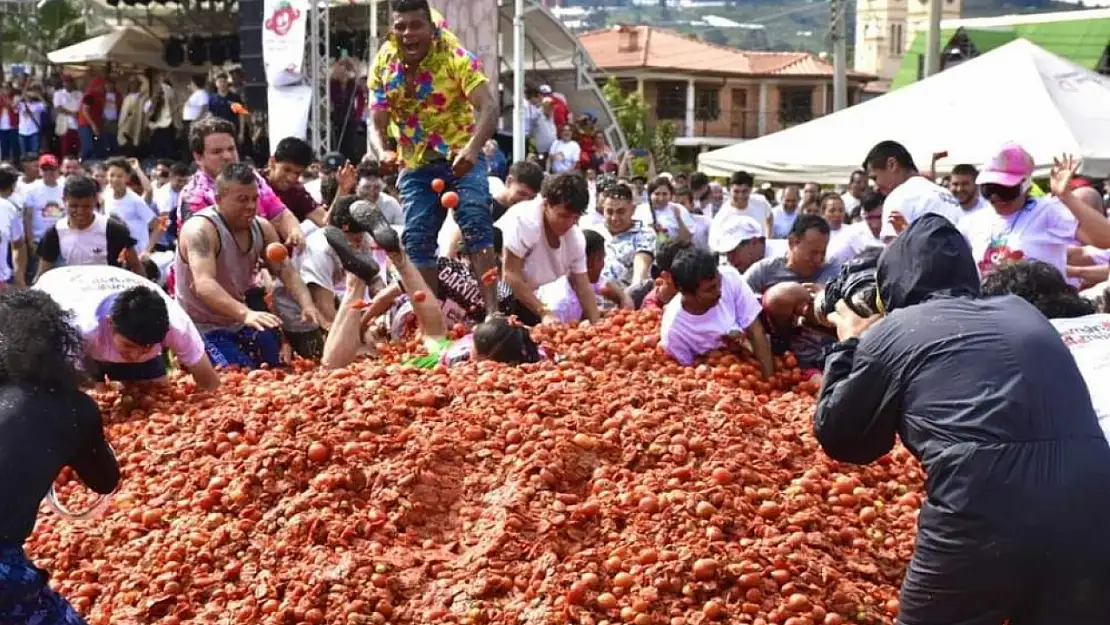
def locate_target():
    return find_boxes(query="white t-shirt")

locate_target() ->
[958,195,991,224]
[273,228,374,332]
[103,188,156,254]
[34,265,205,366]
[378,193,404,225]
[690,212,712,250]
[633,202,695,241]
[841,192,861,217]
[537,276,602,325]
[151,183,180,217]
[826,221,883,265]
[959,196,1077,278]
[548,140,581,174]
[496,198,588,287]
[660,265,763,366]
[53,89,79,131]
[17,100,46,136]
[182,89,209,122]
[0,197,24,282]
[532,115,557,154]
[579,211,605,234]
[304,178,323,204]
[711,194,773,239]
[14,176,35,204]
[1052,314,1110,447]
[880,176,963,239]
[23,179,65,242]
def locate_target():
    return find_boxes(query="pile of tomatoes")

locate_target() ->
[29,309,923,625]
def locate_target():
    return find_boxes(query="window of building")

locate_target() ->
[889,23,904,56]
[654,81,686,120]
[779,86,813,127]
[694,87,720,121]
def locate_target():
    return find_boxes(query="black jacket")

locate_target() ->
[814,214,1110,548]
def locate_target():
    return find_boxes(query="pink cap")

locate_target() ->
[976,142,1034,187]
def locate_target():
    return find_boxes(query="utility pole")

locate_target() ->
[830,0,847,111]
[512,0,525,162]
[923,0,942,76]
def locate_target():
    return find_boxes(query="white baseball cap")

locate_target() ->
[539,85,553,94]
[710,215,764,254]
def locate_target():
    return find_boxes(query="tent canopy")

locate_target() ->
[497,0,628,154]
[48,26,170,71]
[697,39,1110,183]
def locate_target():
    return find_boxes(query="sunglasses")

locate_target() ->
[980,183,1022,202]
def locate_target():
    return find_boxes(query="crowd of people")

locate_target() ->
[4,0,1110,623]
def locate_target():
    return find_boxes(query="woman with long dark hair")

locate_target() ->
[0,289,119,624]
[144,79,176,160]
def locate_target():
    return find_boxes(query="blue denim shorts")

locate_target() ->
[203,327,282,369]
[399,155,493,268]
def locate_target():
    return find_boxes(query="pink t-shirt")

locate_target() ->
[33,265,206,367]
[178,168,287,226]
[959,196,1078,278]
[659,265,762,366]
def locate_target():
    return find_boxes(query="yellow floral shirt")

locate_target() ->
[368,10,487,169]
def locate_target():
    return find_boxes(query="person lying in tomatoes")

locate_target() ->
[758,281,835,376]
[320,206,545,370]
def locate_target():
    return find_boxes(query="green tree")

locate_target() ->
[601,76,650,150]
[1,0,86,64]
[651,120,677,173]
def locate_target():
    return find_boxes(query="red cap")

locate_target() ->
[1069,177,1091,190]
[38,154,59,169]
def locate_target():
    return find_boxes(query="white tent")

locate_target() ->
[697,39,1110,183]
[48,27,170,71]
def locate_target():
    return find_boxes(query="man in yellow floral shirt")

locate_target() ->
[366,0,501,316]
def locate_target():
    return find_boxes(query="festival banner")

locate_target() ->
[268,85,314,142]
[262,0,309,87]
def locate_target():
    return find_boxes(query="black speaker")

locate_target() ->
[238,0,267,110]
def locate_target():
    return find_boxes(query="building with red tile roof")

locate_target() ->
[570,25,874,149]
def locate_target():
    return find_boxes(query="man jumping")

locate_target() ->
[367,0,501,316]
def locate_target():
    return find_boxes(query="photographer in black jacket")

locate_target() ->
[814,214,1110,625]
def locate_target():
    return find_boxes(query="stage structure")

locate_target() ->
[72,0,622,156]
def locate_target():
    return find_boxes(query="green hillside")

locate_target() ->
[568,1,1087,57]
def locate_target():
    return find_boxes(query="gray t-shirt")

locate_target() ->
[744,255,841,294]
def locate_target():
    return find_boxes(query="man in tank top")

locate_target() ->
[174,162,323,369]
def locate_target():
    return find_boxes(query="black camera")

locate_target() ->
[817,247,882,322]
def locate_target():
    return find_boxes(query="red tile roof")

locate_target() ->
[577,25,873,80]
